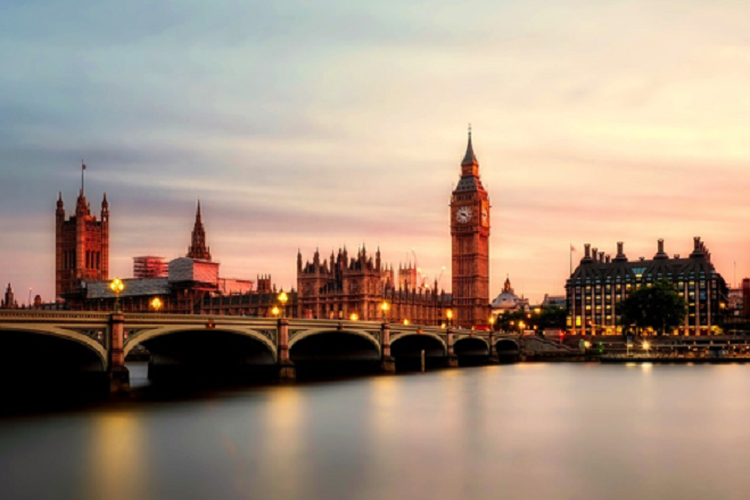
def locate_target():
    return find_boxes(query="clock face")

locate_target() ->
[456,206,472,223]
[481,206,489,226]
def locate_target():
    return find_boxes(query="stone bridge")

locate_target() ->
[0,310,524,393]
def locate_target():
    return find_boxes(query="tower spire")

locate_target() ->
[186,200,212,261]
[461,124,478,167]
[81,160,86,195]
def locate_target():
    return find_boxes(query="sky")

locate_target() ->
[1,0,749,305]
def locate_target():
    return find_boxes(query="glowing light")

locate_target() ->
[403,319,410,325]
[272,306,280,317]
[109,278,124,294]
[350,312,359,321]
[150,297,163,312]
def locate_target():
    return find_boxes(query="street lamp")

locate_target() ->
[643,341,651,356]
[488,316,496,330]
[350,312,359,321]
[446,308,453,328]
[278,290,288,318]
[271,305,280,317]
[380,301,390,323]
[403,318,410,326]
[109,278,124,312]
[150,297,163,313]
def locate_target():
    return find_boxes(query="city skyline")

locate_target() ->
[2,1,750,303]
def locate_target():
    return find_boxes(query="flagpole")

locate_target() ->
[569,244,573,275]
[81,160,85,194]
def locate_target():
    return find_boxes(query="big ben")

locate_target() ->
[450,129,490,328]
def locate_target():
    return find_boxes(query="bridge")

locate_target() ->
[0,310,525,394]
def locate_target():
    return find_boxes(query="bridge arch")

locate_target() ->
[289,328,381,356]
[390,332,447,356]
[495,337,521,357]
[0,324,107,370]
[125,325,277,363]
[454,336,490,356]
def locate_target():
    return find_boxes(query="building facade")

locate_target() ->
[296,246,451,324]
[64,202,292,317]
[55,185,109,298]
[450,130,491,328]
[566,238,728,335]
[1,283,17,309]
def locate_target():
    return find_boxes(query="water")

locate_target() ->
[3,362,750,500]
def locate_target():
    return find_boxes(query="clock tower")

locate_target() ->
[450,129,490,328]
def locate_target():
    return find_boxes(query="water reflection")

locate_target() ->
[87,412,148,500]
[261,386,309,499]
[2,364,750,500]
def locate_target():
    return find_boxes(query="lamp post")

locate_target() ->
[110,278,124,312]
[350,312,359,321]
[446,308,453,329]
[278,290,288,318]
[271,305,280,317]
[488,315,496,330]
[380,301,390,323]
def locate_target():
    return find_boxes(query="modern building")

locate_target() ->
[566,238,729,335]
[450,129,491,328]
[296,246,451,324]
[55,176,109,298]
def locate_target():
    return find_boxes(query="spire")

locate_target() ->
[81,160,86,195]
[186,200,211,260]
[461,124,478,167]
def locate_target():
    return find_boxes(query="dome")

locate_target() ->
[491,276,521,311]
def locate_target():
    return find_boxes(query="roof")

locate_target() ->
[84,278,171,299]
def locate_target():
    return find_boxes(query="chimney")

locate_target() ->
[654,238,668,259]
[613,241,627,262]
[584,244,591,258]
[592,248,598,262]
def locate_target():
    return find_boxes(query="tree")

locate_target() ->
[618,279,687,336]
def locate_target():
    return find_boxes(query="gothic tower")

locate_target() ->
[55,165,109,298]
[450,129,490,328]
[187,201,212,261]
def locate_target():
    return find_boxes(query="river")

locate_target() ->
[2,362,750,500]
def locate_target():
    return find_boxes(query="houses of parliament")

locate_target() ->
[8,132,494,328]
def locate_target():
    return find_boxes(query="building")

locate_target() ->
[296,246,451,324]
[133,256,168,278]
[490,276,529,314]
[541,294,566,309]
[450,129,491,328]
[1,283,17,309]
[55,171,109,298]
[566,238,729,335]
[64,202,291,316]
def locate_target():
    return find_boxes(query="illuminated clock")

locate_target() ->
[456,206,472,223]
[481,205,489,226]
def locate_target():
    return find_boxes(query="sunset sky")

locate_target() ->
[1,0,749,304]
